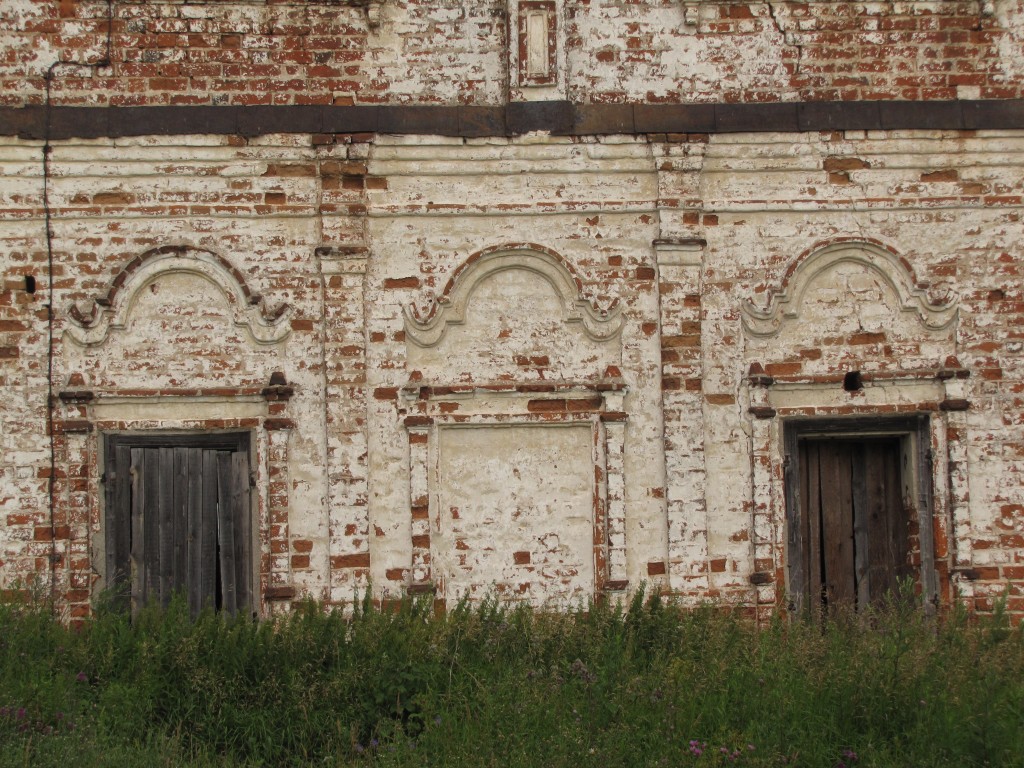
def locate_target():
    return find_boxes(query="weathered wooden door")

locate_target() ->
[797,437,913,612]
[104,434,252,616]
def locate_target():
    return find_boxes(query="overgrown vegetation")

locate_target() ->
[0,588,1021,767]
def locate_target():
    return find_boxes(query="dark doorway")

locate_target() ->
[104,433,253,616]
[784,416,935,615]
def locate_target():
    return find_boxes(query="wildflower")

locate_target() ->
[75,672,87,682]
[369,738,379,748]
[15,708,25,720]
[354,744,364,754]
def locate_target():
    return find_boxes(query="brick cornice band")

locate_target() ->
[3,100,1023,140]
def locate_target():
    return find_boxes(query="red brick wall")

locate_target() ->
[3,1,1023,107]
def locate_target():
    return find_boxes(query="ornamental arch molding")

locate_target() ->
[741,239,958,339]
[403,243,623,348]
[64,245,292,347]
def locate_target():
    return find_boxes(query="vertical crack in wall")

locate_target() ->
[765,1,802,76]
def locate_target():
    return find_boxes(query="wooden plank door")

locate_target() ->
[798,438,909,613]
[862,441,912,605]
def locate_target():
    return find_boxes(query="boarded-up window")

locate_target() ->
[784,417,935,616]
[104,433,253,616]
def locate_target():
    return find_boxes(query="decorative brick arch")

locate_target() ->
[403,242,622,347]
[741,238,958,338]
[64,244,292,346]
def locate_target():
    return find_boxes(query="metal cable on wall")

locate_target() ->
[41,0,114,609]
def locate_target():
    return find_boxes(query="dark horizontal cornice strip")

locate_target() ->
[2,100,1023,140]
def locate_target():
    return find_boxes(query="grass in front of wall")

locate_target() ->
[0,586,1021,767]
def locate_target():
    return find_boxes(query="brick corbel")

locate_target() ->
[746,362,774,388]
[58,389,95,404]
[56,420,93,434]
[262,371,294,402]
[263,418,295,431]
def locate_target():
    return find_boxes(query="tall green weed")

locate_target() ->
[0,590,1020,767]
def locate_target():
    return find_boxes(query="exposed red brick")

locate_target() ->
[765,362,802,376]
[383,277,420,289]
[527,398,566,413]
[92,192,136,205]
[849,331,886,345]
[921,169,959,182]
[705,393,736,405]
[565,395,604,412]
[823,157,870,172]
[332,553,371,569]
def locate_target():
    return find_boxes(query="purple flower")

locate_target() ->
[76,672,87,683]
[15,708,25,720]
